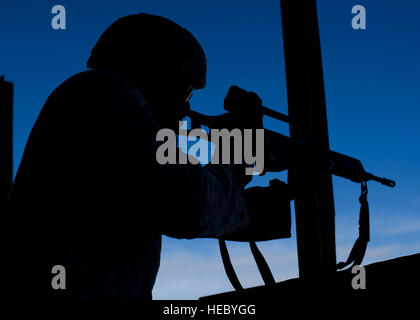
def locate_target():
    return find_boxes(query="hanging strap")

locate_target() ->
[219,239,276,291]
[337,181,370,269]
[249,241,276,286]
[219,239,243,291]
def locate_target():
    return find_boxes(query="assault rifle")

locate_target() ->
[186,106,395,188]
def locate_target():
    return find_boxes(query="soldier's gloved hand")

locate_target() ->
[222,85,264,188]
[223,85,263,129]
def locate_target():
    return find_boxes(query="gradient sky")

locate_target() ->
[1,0,419,299]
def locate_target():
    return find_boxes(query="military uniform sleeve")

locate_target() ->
[192,164,249,238]
[105,71,250,239]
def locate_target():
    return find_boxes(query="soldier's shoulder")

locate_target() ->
[44,69,146,114]
[56,69,135,95]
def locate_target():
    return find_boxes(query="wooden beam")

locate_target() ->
[280,0,337,279]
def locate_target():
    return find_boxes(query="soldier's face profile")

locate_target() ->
[185,85,194,102]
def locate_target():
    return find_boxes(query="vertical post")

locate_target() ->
[280,0,337,279]
[0,76,13,212]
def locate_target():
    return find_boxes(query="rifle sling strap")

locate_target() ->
[249,241,276,286]
[219,239,243,291]
[337,181,370,270]
[219,239,276,291]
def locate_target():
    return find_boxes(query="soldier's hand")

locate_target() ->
[222,85,264,188]
[223,85,263,129]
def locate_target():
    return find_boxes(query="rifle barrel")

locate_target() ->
[261,106,290,123]
[365,173,396,187]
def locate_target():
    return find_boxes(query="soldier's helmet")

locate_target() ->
[87,13,207,89]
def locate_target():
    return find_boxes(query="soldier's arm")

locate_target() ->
[108,78,250,239]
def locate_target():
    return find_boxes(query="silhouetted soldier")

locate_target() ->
[6,13,264,300]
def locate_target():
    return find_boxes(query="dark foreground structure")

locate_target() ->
[201,254,420,300]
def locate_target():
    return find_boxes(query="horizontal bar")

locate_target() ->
[261,106,290,123]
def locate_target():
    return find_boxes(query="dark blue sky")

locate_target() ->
[1,1,419,298]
